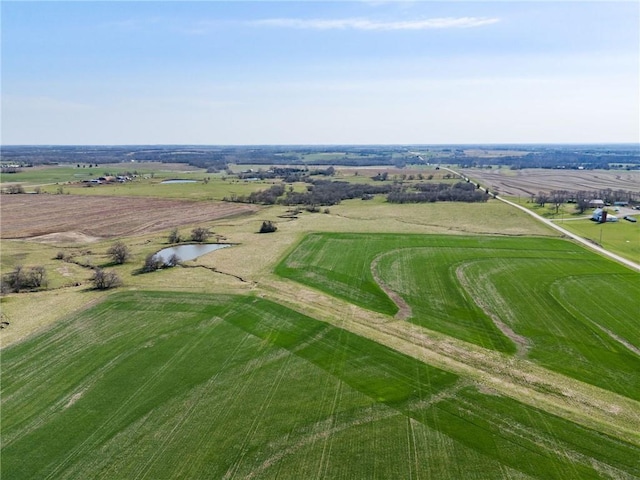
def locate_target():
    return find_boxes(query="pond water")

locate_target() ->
[161,179,198,184]
[156,243,231,264]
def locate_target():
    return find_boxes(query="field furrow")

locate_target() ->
[263,277,640,447]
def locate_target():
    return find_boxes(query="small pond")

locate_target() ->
[156,243,231,264]
[161,179,198,184]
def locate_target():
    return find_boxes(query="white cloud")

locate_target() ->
[250,17,500,31]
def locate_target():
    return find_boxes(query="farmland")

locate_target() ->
[0,162,207,186]
[0,194,258,239]
[462,167,640,197]
[1,159,639,479]
[276,233,640,400]
[2,292,639,479]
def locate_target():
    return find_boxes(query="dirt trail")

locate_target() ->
[258,277,640,447]
[455,265,530,357]
[370,255,412,320]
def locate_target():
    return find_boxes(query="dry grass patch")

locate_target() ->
[0,287,109,346]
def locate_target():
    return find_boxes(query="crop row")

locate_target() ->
[276,233,640,400]
[2,292,638,479]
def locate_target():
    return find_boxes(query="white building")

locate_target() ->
[592,208,618,222]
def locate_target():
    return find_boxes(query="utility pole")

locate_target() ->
[599,224,603,245]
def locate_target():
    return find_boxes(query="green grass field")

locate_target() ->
[38,177,276,201]
[2,162,639,479]
[2,291,638,479]
[1,163,260,201]
[554,218,640,263]
[1,165,95,185]
[502,197,640,264]
[276,233,640,400]
[0,163,207,187]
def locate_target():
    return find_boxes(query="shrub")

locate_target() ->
[90,268,121,290]
[1,265,48,292]
[191,227,211,243]
[4,184,25,194]
[28,266,47,289]
[168,228,182,244]
[107,241,131,265]
[166,253,181,267]
[142,254,165,273]
[259,221,277,233]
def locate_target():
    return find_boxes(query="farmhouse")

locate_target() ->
[589,199,605,208]
[592,208,618,223]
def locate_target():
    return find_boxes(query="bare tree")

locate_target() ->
[28,266,48,288]
[107,241,131,264]
[142,254,164,273]
[91,268,121,289]
[166,253,181,267]
[168,228,182,244]
[191,227,211,243]
[1,265,49,293]
[574,191,590,214]
[535,192,549,207]
[550,190,566,215]
[2,265,25,292]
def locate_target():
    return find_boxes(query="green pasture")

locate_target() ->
[37,177,279,201]
[504,197,579,219]
[2,291,638,479]
[276,233,640,400]
[1,166,95,186]
[554,218,640,263]
[502,197,639,263]
[0,163,206,187]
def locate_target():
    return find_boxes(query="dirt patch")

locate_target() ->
[31,231,101,244]
[0,194,260,239]
[64,390,86,409]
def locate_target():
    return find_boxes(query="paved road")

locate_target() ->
[442,167,640,272]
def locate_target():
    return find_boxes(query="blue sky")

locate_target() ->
[2,1,638,145]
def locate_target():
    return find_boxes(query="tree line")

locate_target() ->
[225,179,493,207]
[388,182,489,204]
[534,188,638,214]
[454,150,640,170]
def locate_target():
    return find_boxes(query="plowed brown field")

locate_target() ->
[0,194,259,240]
[463,168,640,196]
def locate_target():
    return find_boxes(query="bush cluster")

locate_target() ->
[259,221,277,233]
[1,265,48,293]
[90,268,121,290]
